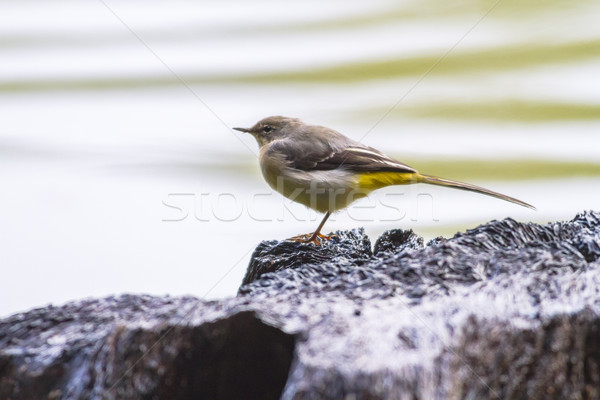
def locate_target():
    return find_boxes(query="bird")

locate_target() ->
[234,116,534,244]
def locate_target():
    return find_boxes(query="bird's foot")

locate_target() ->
[287,232,337,245]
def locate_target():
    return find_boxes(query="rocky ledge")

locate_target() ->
[2,211,600,399]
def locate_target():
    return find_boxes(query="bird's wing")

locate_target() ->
[272,140,417,174]
[310,146,417,173]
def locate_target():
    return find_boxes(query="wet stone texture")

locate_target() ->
[2,211,600,399]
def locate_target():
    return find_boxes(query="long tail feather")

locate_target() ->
[417,173,535,210]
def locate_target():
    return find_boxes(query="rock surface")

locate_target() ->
[2,211,600,399]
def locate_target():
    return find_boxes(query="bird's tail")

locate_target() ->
[416,173,535,210]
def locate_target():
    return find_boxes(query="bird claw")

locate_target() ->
[288,232,337,245]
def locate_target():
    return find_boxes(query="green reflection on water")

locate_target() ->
[235,40,600,84]
[2,38,599,92]
[395,158,600,181]
[363,100,600,122]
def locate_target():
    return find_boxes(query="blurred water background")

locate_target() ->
[1,0,599,317]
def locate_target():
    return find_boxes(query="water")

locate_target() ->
[1,0,599,317]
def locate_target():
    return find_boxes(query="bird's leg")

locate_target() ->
[288,211,334,245]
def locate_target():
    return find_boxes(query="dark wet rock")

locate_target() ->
[0,296,294,400]
[373,228,424,256]
[1,211,600,399]
[240,228,372,287]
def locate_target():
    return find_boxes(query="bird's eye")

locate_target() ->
[262,125,273,133]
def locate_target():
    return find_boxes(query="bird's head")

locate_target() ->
[234,116,300,147]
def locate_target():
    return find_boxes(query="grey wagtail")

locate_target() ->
[234,116,535,245]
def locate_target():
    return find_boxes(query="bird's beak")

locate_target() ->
[233,127,250,133]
